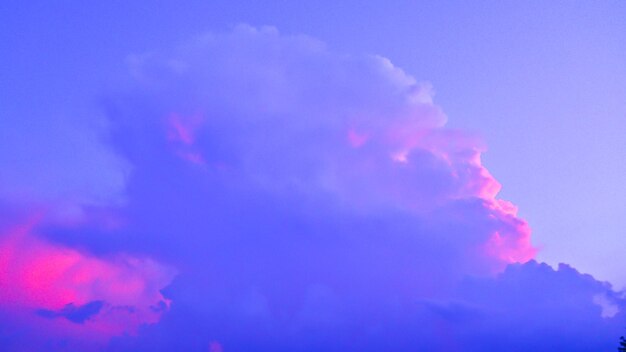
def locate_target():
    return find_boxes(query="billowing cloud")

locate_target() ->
[0,217,174,351]
[0,25,624,351]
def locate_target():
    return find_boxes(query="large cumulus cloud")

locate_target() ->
[0,25,624,351]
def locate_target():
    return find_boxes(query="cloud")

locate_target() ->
[451,260,626,351]
[0,25,624,351]
[37,300,105,324]
[0,218,175,351]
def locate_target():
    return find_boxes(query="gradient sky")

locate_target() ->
[2,0,625,286]
[1,1,626,351]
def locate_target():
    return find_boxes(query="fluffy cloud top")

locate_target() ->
[0,25,623,351]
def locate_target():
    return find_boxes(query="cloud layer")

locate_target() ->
[0,25,624,351]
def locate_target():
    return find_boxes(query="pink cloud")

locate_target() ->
[165,113,207,165]
[0,218,175,341]
[347,129,369,148]
[166,113,203,145]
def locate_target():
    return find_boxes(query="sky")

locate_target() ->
[1,1,625,351]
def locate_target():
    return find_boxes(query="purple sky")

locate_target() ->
[1,2,625,351]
